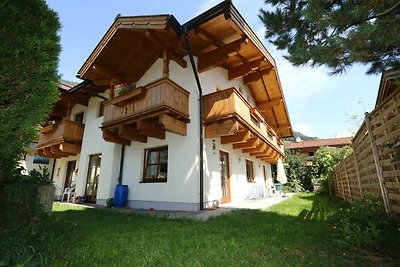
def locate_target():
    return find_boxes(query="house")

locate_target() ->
[37,1,292,211]
[285,137,352,157]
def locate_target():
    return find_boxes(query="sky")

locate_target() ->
[45,0,381,139]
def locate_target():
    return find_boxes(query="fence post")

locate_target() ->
[351,144,363,198]
[364,112,391,213]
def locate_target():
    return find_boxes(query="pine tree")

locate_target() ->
[259,0,400,74]
[0,0,61,183]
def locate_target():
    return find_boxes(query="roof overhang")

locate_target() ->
[183,1,293,137]
[77,15,186,89]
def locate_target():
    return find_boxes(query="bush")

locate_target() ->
[0,169,53,266]
[330,194,400,252]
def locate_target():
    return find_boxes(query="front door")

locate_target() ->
[220,151,231,203]
[85,154,101,203]
[64,160,76,189]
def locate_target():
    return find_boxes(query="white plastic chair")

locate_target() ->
[60,187,75,202]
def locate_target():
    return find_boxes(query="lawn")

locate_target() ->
[41,193,392,266]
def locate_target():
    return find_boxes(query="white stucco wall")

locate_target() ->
[203,137,273,205]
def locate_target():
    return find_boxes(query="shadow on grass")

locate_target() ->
[43,194,378,266]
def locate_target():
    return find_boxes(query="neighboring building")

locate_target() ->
[285,137,352,157]
[37,1,292,211]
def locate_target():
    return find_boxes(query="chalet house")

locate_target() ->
[37,1,292,211]
[285,137,352,157]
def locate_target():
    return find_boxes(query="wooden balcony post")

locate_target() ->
[365,112,391,214]
[163,50,169,78]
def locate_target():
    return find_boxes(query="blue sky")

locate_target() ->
[46,0,380,138]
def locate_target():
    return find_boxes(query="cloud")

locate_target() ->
[333,130,353,138]
[294,122,312,136]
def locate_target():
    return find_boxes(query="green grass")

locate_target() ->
[39,193,394,266]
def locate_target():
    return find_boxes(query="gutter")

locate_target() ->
[183,24,204,210]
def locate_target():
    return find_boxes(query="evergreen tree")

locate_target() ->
[0,0,60,183]
[259,0,400,74]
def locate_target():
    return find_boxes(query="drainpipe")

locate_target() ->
[118,145,125,184]
[183,25,204,210]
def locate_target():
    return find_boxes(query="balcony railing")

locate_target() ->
[37,119,84,158]
[203,88,284,162]
[102,78,190,145]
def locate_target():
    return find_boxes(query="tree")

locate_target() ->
[259,0,400,74]
[0,0,60,183]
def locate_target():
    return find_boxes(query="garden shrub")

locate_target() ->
[330,194,400,252]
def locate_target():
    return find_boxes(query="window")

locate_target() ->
[308,151,315,157]
[245,159,254,182]
[74,112,84,123]
[98,101,106,117]
[142,146,168,182]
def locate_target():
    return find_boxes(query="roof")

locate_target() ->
[75,0,293,137]
[58,79,78,91]
[375,70,400,107]
[285,137,352,150]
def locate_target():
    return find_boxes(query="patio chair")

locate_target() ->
[60,186,75,202]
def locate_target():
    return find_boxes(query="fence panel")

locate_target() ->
[333,87,400,215]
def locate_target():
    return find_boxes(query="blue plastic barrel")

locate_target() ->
[113,184,128,208]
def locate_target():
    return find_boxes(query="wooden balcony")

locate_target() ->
[37,120,84,158]
[102,78,190,145]
[203,88,284,163]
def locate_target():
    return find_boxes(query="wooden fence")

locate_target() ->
[332,87,400,215]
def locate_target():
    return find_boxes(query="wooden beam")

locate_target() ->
[232,137,259,149]
[228,57,265,80]
[120,125,147,143]
[257,98,282,111]
[251,146,272,157]
[103,130,131,146]
[145,30,187,68]
[205,119,239,138]
[59,143,82,154]
[220,130,250,144]
[198,37,247,73]
[195,27,224,47]
[243,67,273,84]
[159,114,187,136]
[137,120,165,139]
[243,142,266,154]
[51,145,76,157]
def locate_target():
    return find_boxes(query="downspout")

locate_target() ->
[118,145,125,184]
[183,25,204,210]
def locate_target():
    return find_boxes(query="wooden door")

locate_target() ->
[220,151,231,203]
[64,160,76,189]
[85,154,101,203]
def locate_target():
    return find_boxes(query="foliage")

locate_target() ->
[284,146,351,192]
[330,194,400,251]
[284,150,313,192]
[0,171,53,266]
[0,0,61,184]
[259,0,400,74]
[312,146,352,182]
